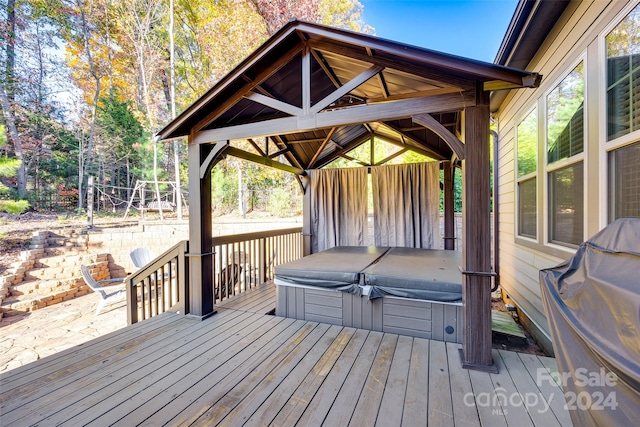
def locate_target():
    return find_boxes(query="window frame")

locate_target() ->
[515,107,539,241]
[602,1,640,144]
[599,1,640,226]
[544,58,588,249]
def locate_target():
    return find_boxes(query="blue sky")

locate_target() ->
[360,0,518,63]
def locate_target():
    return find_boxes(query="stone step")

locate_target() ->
[43,247,84,257]
[34,253,108,269]
[25,266,80,281]
[0,286,92,316]
[46,236,87,247]
[9,277,84,296]
[1,262,114,317]
[24,260,110,283]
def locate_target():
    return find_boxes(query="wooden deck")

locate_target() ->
[0,282,572,426]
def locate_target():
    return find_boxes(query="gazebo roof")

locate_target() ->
[158,20,540,169]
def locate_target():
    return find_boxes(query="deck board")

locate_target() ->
[349,333,398,426]
[428,340,455,426]
[445,342,481,426]
[401,337,429,427]
[23,310,257,426]
[322,331,384,426]
[156,318,307,426]
[500,349,562,427]
[0,282,572,427]
[375,335,412,426]
[267,327,356,426]
[294,328,369,426]
[490,349,536,427]
[517,352,574,426]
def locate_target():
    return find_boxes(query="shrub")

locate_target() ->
[0,199,30,214]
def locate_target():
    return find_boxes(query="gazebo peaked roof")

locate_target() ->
[174,19,543,373]
[157,19,540,169]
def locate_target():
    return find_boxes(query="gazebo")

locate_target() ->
[156,20,541,372]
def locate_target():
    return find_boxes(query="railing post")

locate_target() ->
[126,276,137,325]
[259,237,267,284]
[178,240,188,315]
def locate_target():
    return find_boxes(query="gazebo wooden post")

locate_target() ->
[186,137,215,319]
[460,85,496,372]
[443,161,455,250]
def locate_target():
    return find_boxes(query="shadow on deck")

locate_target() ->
[0,282,572,426]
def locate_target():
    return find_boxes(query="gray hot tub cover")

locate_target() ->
[539,218,640,426]
[362,247,463,301]
[274,246,389,295]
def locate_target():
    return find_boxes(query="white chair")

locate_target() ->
[80,265,127,315]
[130,248,155,270]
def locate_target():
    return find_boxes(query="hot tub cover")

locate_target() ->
[540,218,640,426]
[274,246,389,294]
[362,247,463,301]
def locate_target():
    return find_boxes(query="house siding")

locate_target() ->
[495,0,635,354]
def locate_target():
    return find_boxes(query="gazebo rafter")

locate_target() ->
[157,20,541,372]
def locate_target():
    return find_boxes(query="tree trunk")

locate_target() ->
[0,85,27,198]
[80,77,101,209]
[169,0,182,219]
[5,0,16,103]
[78,5,102,209]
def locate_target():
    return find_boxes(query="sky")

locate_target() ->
[360,0,519,63]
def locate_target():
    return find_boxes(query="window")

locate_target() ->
[517,108,537,238]
[606,3,640,141]
[547,63,584,163]
[518,178,537,238]
[549,164,584,246]
[609,141,640,220]
[547,63,585,246]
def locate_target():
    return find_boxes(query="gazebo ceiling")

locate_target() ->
[158,20,540,170]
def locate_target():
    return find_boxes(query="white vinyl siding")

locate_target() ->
[495,0,634,352]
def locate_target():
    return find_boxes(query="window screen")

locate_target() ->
[547,63,585,163]
[550,163,584,246]
[609,141,640,220]
[606,4,640,141]
[518,178,537,238]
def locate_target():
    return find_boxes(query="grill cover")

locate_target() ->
[540,218,640,426]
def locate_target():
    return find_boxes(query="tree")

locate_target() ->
[1,0,375,213]
[0,124,29,213]
[250,0,371,35]
[1,0,26,198]
[62,0,111,208]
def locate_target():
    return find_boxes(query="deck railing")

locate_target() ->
[126,227,303,324]
[212,227,303,303]
[126,240,188,325]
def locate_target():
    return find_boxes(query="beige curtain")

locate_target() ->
[309,168,368,253]
[371,162,440,248]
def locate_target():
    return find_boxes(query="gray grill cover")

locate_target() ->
[274,246,389,294]
[362,247,463,301]
[540,218,640,426]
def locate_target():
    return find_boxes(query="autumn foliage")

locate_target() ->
[0,0,371,213]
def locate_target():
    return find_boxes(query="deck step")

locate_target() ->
[491,309,528,345]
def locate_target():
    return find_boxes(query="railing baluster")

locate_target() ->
[126,229,302,324]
